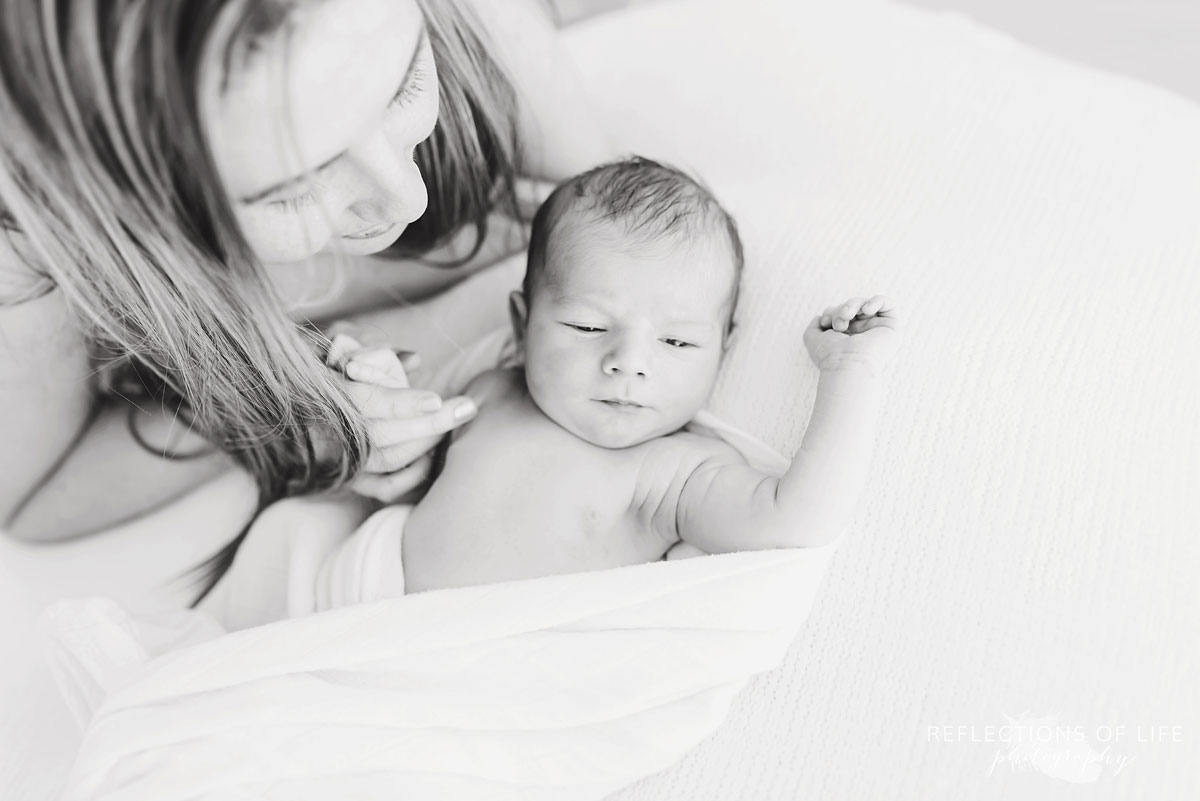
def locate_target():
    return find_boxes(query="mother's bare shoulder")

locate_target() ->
[0,253,95,530]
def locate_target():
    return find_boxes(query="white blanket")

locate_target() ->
[46,553,837,801]
[44,411,837,801]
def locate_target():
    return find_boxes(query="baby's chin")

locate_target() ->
[563,408,696,450]
[576,426,661,450]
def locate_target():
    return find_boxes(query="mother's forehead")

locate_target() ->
[202,0,424,200]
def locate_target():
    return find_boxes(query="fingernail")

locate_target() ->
[453,399,477,420]
[417,394,442,413]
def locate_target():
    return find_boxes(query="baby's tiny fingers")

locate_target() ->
[848,315,900,334]
[325,332,364,369]
[838,297,866,319]
[346,361,408,389]
[861,295,888,316]
[820,305,845,330]
[397,350,421,373]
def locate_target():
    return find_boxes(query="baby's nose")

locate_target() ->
[601,345,649,378]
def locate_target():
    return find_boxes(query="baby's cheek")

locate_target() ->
[535,339,581,377]
[684,357,723,411]
[525,343,575,404]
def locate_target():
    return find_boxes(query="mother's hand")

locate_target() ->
[324,325,477,502]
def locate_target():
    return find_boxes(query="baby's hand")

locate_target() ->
[803,295,900,373]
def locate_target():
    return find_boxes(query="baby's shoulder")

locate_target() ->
[462,366,525,407]
[627,429,747,546]
[653,428,746,466]
[634,428,746,495]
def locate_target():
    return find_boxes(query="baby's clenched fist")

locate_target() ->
[803,295,900,373]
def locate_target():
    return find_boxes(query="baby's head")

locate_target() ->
[512,157,743,449]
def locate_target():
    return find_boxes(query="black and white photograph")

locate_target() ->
[1,0,1196,798]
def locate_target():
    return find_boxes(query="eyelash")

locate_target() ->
[267,193,316,213]
[265,60,429,213]
[566,325,695,349]
[390,61,428,110]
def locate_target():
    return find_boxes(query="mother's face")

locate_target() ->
[202,0,438,263]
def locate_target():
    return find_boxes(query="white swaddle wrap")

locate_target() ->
[41,330,836,801]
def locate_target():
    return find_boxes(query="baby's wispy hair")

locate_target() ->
[524,156,743,324]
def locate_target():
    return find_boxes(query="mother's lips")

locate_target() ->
[342,221,399,240]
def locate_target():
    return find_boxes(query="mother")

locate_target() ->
[0,0,616,545]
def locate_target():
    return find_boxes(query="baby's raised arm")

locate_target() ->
[676,297,899,552]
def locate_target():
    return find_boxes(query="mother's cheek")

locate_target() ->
[235,208,332,263]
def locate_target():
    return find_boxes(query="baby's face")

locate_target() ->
[520,222,733,449]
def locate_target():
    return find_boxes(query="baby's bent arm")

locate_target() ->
[677,362,885,552]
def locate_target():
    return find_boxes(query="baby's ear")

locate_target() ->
[508,290,529,346]
[722,317,738,353]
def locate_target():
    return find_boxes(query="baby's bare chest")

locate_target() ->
[402,390,675,592]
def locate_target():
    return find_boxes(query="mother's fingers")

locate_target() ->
[368,395,477,445]
[343,382,443,419]
[365,433,442,474]
[353,455,434,502]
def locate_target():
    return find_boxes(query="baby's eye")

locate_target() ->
[565,324,606,334]
[662,338,695,349]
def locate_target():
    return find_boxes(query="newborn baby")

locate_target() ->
[352,157,899,595]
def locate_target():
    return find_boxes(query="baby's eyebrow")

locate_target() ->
[664,319,719,332]
[552,294,610,314]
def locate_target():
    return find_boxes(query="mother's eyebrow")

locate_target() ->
[239,24,428,204]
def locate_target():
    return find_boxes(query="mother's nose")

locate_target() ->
[337,134,428,230]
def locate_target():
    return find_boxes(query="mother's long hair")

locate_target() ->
[0,0,519,601]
